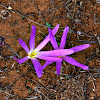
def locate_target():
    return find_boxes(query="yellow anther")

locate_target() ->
[58,56,65,58]
[58,56,61,58]
[28,49,39,58]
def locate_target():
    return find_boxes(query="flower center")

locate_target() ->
[58,56,65,58]
[28,49,39,58]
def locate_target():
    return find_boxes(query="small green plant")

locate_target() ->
[21,16,25,19]
[46,22,51,27]
[28,88,32,94]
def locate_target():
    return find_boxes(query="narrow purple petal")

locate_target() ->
[62,56,89,70]
[29,25,36,51]
[52,24,60,34]
[36,55,62,62]
[35,24,59,51]
[59,26,69,49]
[31,59,42,78]
[14,56,29,64]
[18,39,29,53]
[49,28,58,49]
[39,49,74,56]
[56,61,62,75]
[70,44,90,53]
[42,61,52,69]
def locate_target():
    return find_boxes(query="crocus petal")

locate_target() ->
[29,25,36,51]
[70,44,90,53]
[35,24,59,51]
[36,55,62,62]
[18,39,29,53]
[42,61,52,70]
[56,61,62,75]
[49,28,59,49]
[39,49,74,56]
[14,56,29,64]
[31,59,42,78]
[59,26,69,49]
[62,56,89,70]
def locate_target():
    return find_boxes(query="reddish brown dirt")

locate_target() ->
[0,0,100,100]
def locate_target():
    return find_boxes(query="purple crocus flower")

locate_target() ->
[14,25,74,78]
[42,26,90,75]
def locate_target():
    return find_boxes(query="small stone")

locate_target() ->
[8,6,12,10]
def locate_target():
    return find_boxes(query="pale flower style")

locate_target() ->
[42,26,90,75]
[14,25,74,78]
